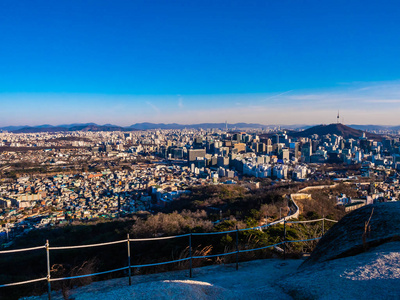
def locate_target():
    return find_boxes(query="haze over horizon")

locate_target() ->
[1,1,400,126]
[2,121,400,130]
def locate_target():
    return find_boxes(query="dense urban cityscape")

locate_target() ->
[1,123,399,247]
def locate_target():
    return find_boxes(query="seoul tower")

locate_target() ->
[337,111,340,124]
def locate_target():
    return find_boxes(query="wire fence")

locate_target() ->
[0,217,337,299]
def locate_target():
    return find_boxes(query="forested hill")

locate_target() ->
[288,123,382,140]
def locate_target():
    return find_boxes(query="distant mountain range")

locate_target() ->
[3,124,127,133]
[129,122,277,130]
[0,122,398,134]
[0,122,291,133]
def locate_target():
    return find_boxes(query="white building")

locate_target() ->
[273,165,288,179]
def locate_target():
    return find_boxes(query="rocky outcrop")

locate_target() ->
[282,241,400,299]
[301,202,400,268]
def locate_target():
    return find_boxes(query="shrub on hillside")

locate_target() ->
[130,210,213,237]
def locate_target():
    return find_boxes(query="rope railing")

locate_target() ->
[129,233,190,241]
[285,237,321,243]
[193,250,238,259]
[49,239,126,250]
[0,216,337,297]
[131,257,191,268]
[239,224,269,231]
[286,218,325,224]
[263,220,285,227]
[0,217,332,253]
[324,218,339,223]
[0,277,47,288]
[50,266,129,282]
[192,230,237,235]
[238,241,286,253]
[0,245,46,254]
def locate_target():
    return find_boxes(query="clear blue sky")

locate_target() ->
[1,0,400,126]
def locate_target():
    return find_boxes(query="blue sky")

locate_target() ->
[1,0,400,126]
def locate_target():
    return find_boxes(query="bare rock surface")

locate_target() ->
[301,201,400,268]
[24,259,300,300]
[280,241,400,299]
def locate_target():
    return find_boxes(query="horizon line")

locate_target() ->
[1,122,400,128]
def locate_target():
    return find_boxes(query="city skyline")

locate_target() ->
[1,1,400,126]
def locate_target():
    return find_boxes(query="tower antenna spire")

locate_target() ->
[337,111,340,124]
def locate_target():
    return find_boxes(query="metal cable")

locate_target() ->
[131,257,191,268]
[239,241,285,253]
[50,266,129,282]
[239,226,264,232]
[285,237,321,243]
[192,230,237,236]
[193,250,237,259]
